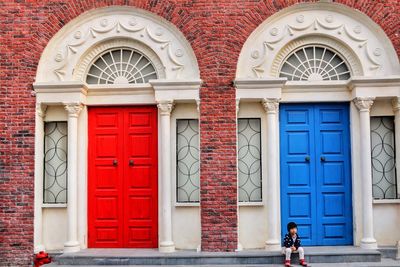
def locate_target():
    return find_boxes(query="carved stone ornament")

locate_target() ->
[64,103,84,117]
[36,7,200,82]
[236,3,399,79]
[392,97,400,112]
[157,100,174,115]
[36,103,47,118]
[262,98,280,113]
[353,97,375,112]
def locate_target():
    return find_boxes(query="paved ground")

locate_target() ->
[48,257,400,267]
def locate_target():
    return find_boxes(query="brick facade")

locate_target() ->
[1,0,399,265]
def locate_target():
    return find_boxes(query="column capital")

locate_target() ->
[157,100,174,115]
[262,98,280,114]
[64,103,83,117]
[392,97,400,112]
[353,97,375,112]
[36,103,46,118]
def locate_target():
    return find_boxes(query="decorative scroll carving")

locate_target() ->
[262,98,280,114]
[157,100,174,115]
[252,16,381,77]
[54,19,184,81]
[64,103,83,117]
[353,97,375,111]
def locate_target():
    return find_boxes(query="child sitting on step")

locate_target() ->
[283,222,307,267]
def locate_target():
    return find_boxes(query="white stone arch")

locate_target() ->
[236,2,400,79]
[36,6,200,82]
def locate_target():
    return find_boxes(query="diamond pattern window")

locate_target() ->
[176,119,200,203]
[86,48,158,84]
[43,122,68,204]
[238,118,262,202]
[371,116,398,199]
[279,46,351,81]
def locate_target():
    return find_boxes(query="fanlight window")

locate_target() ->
[86,48,158,84]
[279,46,351,81]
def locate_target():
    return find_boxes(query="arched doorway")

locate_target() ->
[33,6,201,253]
[235,2,400,250]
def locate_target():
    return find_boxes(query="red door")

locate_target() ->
[88,106,158,248]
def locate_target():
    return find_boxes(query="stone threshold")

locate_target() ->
[53,246,381,265]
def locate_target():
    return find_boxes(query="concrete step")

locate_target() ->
[53,246,381,265]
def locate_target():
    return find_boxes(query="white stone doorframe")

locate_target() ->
[235,77,400,250]
[33,81,201,253]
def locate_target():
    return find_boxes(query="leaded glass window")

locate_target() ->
[238,118,262,202]
[371,116,398,199]
[86,48,158,84]
[43,122,68,204]
[176,119,200,203]
[279,46,351,81]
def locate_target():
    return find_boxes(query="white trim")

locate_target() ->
[238,202,264,207]
[373,199,400,204]
[174,202,201,207]
[42,204,68,208]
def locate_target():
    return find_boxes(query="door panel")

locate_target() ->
[89,108,124,247]
[314,105,352,245]
[280,103,352,246]
[124,109,158,248]
[88,107,158,248]
[280,106,316,245]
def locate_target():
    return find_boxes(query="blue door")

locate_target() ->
[280,103,353,246]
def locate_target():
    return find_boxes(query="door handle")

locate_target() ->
[320,156,326,162]
[129,160,134,166]
[305,155,310,162]
[113,159,118,166]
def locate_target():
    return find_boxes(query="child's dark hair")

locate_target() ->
[287,221,297,232]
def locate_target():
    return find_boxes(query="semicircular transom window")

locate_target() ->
[279,46,351,81]
[86,48,158,84]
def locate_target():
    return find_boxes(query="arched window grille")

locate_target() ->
[279,46,351,81]
[86,48,158,84]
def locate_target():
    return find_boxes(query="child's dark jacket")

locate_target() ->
[283,233,302,248]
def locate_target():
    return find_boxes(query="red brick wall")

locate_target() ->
[0,0,399,265]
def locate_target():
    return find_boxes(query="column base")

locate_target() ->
[64,240,81,253]
[265,240,281,251]
[235,242,243,251]
[159,241,175,253]
[360,238,378,249]
[34,244,46,253]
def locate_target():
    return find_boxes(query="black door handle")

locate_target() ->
[113,159,118,166]
[321,156,326,162]
[129,160,134,166]
[305,156,310,162]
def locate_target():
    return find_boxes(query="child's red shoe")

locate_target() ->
[300,259,308,266]
[284,260,291,266]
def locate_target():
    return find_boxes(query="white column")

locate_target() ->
[392,98,400,198]
[157,100,175,253]
[34,103,46,253]
[262,98,281,251]
[392,98,400,255]
[354,97,377,249]
[235,98,243,252]
[64,103,83,253]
